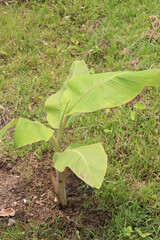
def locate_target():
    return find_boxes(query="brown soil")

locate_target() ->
[0,157,110,239]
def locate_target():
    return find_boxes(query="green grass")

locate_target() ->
[0,0,160,239]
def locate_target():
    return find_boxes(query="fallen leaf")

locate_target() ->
[136,181,146,190]
[152,19,160,29]
[122,48,127,54]
[0,208,15,217]
[149,15,158,19]
[131,59,139,68]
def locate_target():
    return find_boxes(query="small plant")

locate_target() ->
[0,61,160,206]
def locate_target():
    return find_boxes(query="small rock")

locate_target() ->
[12,201,17,207]
[23,199,28,204]
[8,218,16,226]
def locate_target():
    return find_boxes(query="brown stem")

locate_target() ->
[56,169,67,206]
[50,169,67,206]
[49,170,58,195]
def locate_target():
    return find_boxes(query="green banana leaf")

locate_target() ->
[61,69,160,115]
[53,143,107,188]
[45,60,89,129]
[14,118,54,148]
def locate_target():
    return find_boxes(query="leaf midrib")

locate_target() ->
[66,71,127,113]
[67,148,91,176]
[66,69,160,114]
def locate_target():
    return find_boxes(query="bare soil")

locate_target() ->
[0,157,110,239]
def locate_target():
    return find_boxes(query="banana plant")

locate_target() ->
[0,61,160,206]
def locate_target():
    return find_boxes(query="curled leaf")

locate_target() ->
[0,208,15,217]
[53,143,107,189]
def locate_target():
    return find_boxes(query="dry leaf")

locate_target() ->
[136,181,146,190]
[131,59,139,68]
[152,19,160,29]
[122,48,127,54]
[149,15,158,19]
[0,208,15,217]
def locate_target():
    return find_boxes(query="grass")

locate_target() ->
[0,0,160,239]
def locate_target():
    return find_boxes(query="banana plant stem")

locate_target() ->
[56,170,67,206]
[57,115,70,145]
[50,115,70,206]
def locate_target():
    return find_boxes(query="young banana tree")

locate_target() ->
[0,61,160,206]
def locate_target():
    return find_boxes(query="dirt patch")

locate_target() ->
[0,151,110,238]
[0,167,20,210]
[0,156,57,222]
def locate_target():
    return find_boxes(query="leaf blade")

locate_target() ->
[45,60,89,129]
[53,143,107,188]
[61,69,160,115]
[14,118,54,148]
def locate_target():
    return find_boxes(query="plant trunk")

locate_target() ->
[50,115,70,206]
[50,169,67,206]
[56,170,67,206]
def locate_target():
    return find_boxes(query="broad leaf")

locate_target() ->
[53,143,107,188]
[45,60,89,129]
[147,70,160,86]
[45,90,63,129]
[61,69,160,115]
[66,60,89,81]
[14,117,54,148]
[0,118,19,140]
